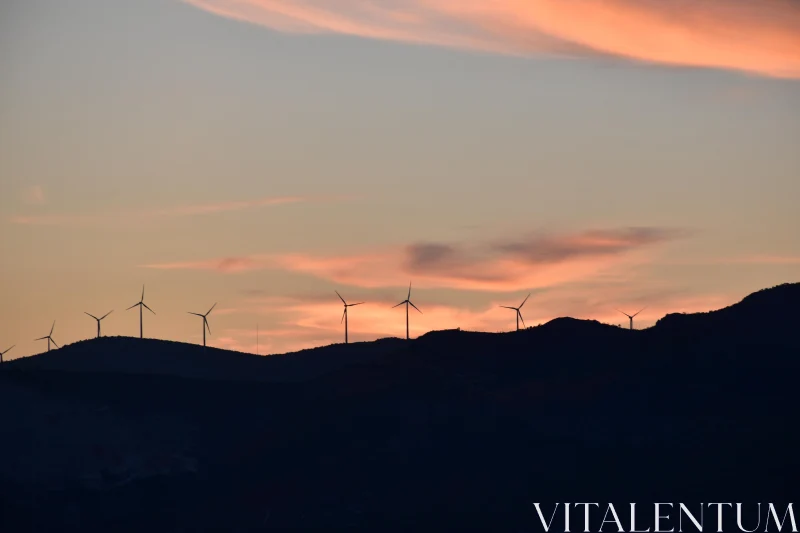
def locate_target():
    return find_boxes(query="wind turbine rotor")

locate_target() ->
[519,293,531,309]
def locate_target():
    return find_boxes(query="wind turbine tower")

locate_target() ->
[392,282,422,340]
[0,345,14,363]
[35,322,58,352]
[84,310,113,339]
[336,290,364,344]
[617,308,646,330]
[500,293,530,332]
[127,285,155,339]
[188,303,216,347]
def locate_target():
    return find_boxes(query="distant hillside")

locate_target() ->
[7,283,798,384]
[1,283,798,532]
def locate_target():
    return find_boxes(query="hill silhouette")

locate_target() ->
[1,283,798,531]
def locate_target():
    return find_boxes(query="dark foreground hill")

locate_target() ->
[1,283,799,532]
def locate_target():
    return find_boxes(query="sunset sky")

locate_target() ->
[1,0,799,359]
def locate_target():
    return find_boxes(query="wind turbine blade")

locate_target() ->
[143,303,156,315]
[50,339,59,348]
[392,301,406,308]
[349,302,365,307]
[335,290,346,304]
[141,284,145,301]
[188,312,203,317]
[616,309,631,318]
[35,336,48,341]
[205,318,211,334]
[206,302,217,316]
[407,282,412,300]
[2,345,14,354]
[519,293,531,309]
[101,310,113,320]
[633,307,647,317]
[50,321,55,335]
[84,312,99,320]
[409,301,422,314]
[518,311,526,328]
[500,306,516,310]
[341,309,346,324]
[127,303,139,311]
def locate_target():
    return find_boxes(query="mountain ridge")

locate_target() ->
[4,282,798,383]
[1,282,798,531]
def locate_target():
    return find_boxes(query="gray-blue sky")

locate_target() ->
[1,0,798,356]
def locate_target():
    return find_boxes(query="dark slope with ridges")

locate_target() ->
[1,283,798,532]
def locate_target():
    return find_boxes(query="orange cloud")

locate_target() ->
[272,227,685,291]
[182,0,800,78]
[145,227,686,292]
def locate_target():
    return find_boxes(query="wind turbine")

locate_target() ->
[392,282,422,340]
[0,345,14,363]
[617,308,646,330]
[500,293,530,332]
[188,303,216,347]
[336,290,364,344]
[35,322,58,352]
[127,285,155,339]
[84,310,113,339]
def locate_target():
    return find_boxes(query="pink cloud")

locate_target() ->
[143,227,686,292]
[271,227,685,292]
[182,0,800,78]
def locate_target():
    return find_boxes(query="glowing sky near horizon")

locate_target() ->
[1,0,798,359]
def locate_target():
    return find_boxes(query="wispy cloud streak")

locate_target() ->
[9,195,324,227]
[182,0,800,78]
[144,226,688,291]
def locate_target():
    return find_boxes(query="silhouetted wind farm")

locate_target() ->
[35,321,58,352]
[127,285,155,339]
[500,293,530,332]
[84,310,113,339]
[3,282,670,358]
[188,303,216,347]
[617,307,646,330]
[0,345,13,363]
[2,283,799,532]
[336,290,364,344]
[392,282,422,340]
